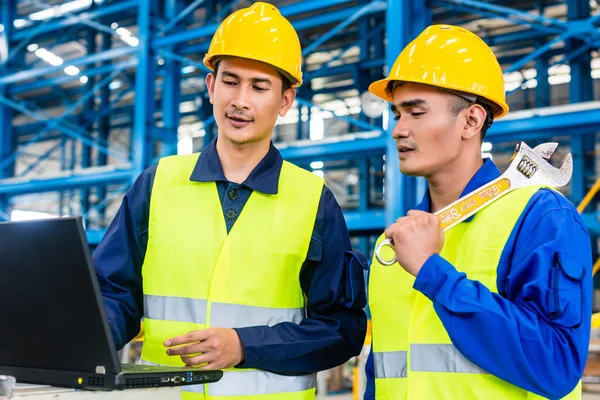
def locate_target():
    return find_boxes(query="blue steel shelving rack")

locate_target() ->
[0,0,598,264]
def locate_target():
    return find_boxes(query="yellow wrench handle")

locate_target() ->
[375,177,512,266]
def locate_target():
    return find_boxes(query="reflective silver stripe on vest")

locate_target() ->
[374,351,407,378]
[210,303,305,328]
[144,295,304,328]
[144,295,207,324]
[374,344,487,378]
[182,370,316,395]
[410,344,487,374]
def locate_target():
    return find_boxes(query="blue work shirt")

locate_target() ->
[93,138,368,375]
[364,158,592,399]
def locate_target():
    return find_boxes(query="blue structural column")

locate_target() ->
[534,51,550,108]
[200,1,217,150]
[132,0,156,177]
[162,0,183,157]
[567,0,595,203]
[81,27,97,224]
[384,0,430,226]
[566,0,598,289]
[97,32,112,222]
[567,0,596,220]
[0,0,16,219]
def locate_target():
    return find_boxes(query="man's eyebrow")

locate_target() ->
[221,71,273,86]
[399,99,427,108]
[391,99,427,113]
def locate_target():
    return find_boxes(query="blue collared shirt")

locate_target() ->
[364,158,592,399]
[93,138,368,375]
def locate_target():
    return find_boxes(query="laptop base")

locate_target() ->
[0,366,222,391]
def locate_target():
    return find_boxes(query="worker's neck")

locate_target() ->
[216,136,271,184]
[426,153,484,213]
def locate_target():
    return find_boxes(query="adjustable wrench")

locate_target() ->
[375,141,573,266]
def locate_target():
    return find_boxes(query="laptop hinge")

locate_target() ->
[95,366,106,374]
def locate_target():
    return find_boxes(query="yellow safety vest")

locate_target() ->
[369,186,581,400]
[140,153,324,400]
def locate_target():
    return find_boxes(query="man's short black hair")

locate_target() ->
[447,95,494,142]
[213,61,292,94]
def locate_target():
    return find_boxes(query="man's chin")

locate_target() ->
[399,165,423,177]
[221,131,264,146]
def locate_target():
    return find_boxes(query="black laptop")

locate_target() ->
[0,216,223,391]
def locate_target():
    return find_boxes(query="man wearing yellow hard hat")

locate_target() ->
[93,3,367,399]
[364,25,592,399]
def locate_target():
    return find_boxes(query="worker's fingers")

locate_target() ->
[199,361,222,371]
[181,352,216,367]
[166,339,213,356]
[164,328,213,347]
[407,209,428,217]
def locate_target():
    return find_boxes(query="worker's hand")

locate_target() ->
[164,328,245,369]
[384,210,444,276]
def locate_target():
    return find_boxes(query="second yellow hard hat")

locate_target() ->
[369,24,509,118]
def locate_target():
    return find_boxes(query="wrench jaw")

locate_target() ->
[511,141,573,188]
[556,152,573,187]
[533,142,558,160]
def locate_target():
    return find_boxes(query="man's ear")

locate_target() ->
[206,73,215,105]
[279,88,296,117]
[462,104,486,141]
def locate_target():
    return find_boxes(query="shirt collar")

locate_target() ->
[189,138,283,194]
[415,158,501,220]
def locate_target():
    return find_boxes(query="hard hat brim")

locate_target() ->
[368,78,393,102]
[368,77,509,119]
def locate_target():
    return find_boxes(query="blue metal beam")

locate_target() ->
[208,0,241,24]
[161,0,184,158]
[0,0,16,216]
[304,59,385,81]
[504,32,573,74]
[311,24,385,71]
[132,0,155,176]
[18,140,63,177]
[159,50,211,73]
[435,0,567,34]
[153,0,375,48]
[0,67,129,168]
[278,133,387,162]
[13,0,138,41]
[0,169,134,195]
[566,0,595,211]
[9,59,137,95]
[10,0,122,67]
[301,1,385,56]
[96,32,113,221]
[160,0,205,34]
[581,213,600,236]
[295,98,383,133]
[0,46,137,85]
[535,49,550,108]
[384,0,430,225]
[343,209,385,232]
[80,26,97,222]
[484,29,549,47]
[487,104,600,140]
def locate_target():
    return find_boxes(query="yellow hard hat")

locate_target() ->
[203,2,303,87]
[369,24,509,118]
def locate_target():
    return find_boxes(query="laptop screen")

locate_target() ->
[0,217,121,374]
